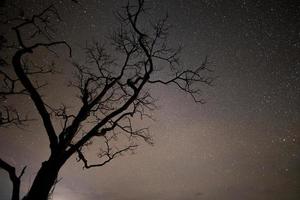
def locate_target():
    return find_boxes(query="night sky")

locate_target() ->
[0,0,300,200]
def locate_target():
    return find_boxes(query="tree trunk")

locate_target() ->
[11,177,20,200]
[22,158,64,200]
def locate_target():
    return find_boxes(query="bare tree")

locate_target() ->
[0,1,213,199]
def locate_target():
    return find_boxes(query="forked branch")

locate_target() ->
[0,159,26,200]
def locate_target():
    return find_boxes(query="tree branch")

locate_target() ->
[0,158,26,200]
[9,4,72,151]
[75,136,138,169]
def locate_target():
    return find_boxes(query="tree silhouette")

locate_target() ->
[0,1,213,199]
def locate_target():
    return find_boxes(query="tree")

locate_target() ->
[0,0,213,199]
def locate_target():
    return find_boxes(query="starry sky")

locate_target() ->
[0,0,300,200]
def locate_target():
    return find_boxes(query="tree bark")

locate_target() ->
[22,158,64,200]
